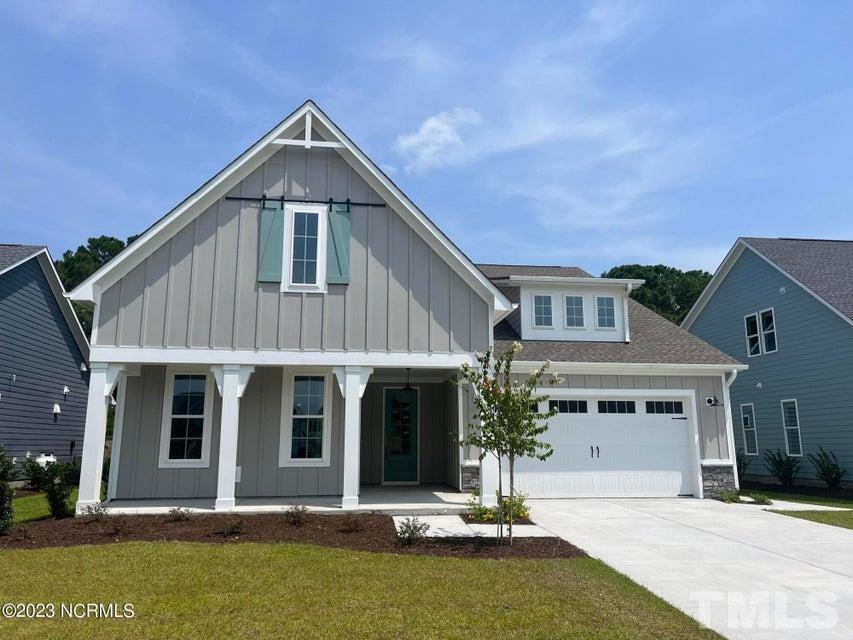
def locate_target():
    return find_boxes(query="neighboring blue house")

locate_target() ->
[0,245,90,463]
[683,237,853,483]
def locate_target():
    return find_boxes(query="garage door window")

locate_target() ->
[598,400,636,414]
[645,401,684,415]
[549,400,588,414]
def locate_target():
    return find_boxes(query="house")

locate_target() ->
[69,101,744,514]
[684,237,853,484]
[0,245,90,464]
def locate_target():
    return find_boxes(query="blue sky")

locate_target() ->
[2,1,853,274]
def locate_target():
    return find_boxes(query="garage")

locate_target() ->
[509,393,700,498]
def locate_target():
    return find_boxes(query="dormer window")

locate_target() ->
[596,296,616,329]
[564,296,584,328]
[533,295,553,327]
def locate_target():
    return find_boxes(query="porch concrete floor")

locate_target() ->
[102,485,471,516]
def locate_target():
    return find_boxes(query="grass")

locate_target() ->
[775,509,853,530]
[750,489,853,510]
[0,541,722,639]
[11,489,78,524]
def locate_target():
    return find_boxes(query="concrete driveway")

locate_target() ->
[529,498,853,640]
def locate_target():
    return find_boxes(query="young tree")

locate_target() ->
[0,446,14,535]
[459,342,562,544]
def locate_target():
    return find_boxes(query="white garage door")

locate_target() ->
[509,396,697,498]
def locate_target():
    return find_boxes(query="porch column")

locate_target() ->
[212,364,254,511]
[336,366,372,509]
[480,453,500,507]
[76,363,123,514]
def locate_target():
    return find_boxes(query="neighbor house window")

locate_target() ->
[740,404,758,456]
[597,400,635,414]
[280,373,332,467]
[781,399,802,457]
[745,313,761,357]
[533,295,553,327]
[159,370,212,468]
[645,401,684,415]
[564,296,584,328]
[596,296,616,328]
[283,204,327,292]
[549,400,588,414]
[760,309,777,353]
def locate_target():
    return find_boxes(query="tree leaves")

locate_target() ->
[601,264,712,324]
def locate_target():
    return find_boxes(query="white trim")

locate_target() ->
[272,139,344,149]
[759,307,778,354]
[88,346,475,369]
[535,386,704,499]
[279,370,334,468]
[722,368,739,489]
[381,385,421,485]
[491,275,645,287]
[158,366,215,469]
[281,203,328,293]
[513,361,747,375]
[105,372,128,501]
[739,403,758,456]
[594,295,617,330]
[700,459,735,466]
[532,293,554,328]
[69,101,511,314]
[781,398,803,457]
[563,295,585,329]
[744,312,761,358]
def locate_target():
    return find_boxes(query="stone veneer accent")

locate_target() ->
[461,464,480,491]
[701,463,737,497]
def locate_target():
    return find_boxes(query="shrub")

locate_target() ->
[397,516,429,545]
[285,504,308,527]
[339,513,363,533]
[806,447,847,489]
[465,492,530,523]
[216,519,243,537]
[718,490,741,504]
[22,458,48,491]
[167,507,193,522]
[736,449,752,479]
[748,492,772,505]
[0,446,14,535]
[42,461,79,519]
[763,450,800,487]
[80,504,109,522]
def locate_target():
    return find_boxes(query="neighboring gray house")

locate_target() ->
[684,237,853,483]
[69,101,743,514]
[0,245,90,463]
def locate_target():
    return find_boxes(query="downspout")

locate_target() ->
[623,284,633,343]
[723,368,739,490]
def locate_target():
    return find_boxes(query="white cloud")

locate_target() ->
[394,108,482,172]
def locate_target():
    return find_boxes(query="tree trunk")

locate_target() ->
[508,456,514,546]
[496,454,504,543]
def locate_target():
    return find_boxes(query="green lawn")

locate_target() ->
[751,489,853,510]
[0,541,721,639]
[772,509,853,530]
[11,490,78,524]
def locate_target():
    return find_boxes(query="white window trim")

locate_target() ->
[740,403,758,456]
[781,398,803,457]
[281,203,328,293]
[744,312,761,358]
[158,366,215,469]
[532,293,554,329]
[760,307,778,354]
[594,295,617,330]
[279,370,334,467]
[563,295,585,329]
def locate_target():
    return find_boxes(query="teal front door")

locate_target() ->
[384,388,418,483]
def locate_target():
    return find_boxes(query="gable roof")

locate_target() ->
[477,264,593,279]
[682,237,853,330]
[69,100,510,313]
[0,245,90,360]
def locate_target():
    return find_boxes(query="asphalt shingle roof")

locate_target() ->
[477,264,593,279]
[0,244,42,272]
[741,237,853,322]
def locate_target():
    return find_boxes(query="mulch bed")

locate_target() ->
[459,513,534,525]
[0,513,585,559]
[742,480,853,501]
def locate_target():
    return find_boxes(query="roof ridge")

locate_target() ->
[743,236,853,244]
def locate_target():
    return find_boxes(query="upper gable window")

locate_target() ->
[760,309,777,353]
[564,296,584,328]
[744,313,761,357]
[596,296,616,329]
[745,310,777,357]
[283,203,327,292]
[533,295,553,327]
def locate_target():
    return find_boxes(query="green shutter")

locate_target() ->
[326,202,351,284]
[257,201,284,282]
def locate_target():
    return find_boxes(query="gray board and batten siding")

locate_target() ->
[95,143,490,355]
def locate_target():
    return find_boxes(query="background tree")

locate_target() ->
[54,234,139,336]
[601,264,712,324]
[459,342,561,544]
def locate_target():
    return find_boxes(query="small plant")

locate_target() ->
[465,491,531,523]
[43,461,79,519]
[21,458,47,491]
[763,449,801,487]
[0,446,14,535]
[736,449,752,479]
[216,519,243,537]
[285,504,308,527]
[339,513,363,533]
[748,492,772,505]
[80,504,109,522]
[397,516,429,545]
[806,447,847,489]
[167,507,193,522]
[718,490,741,504]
